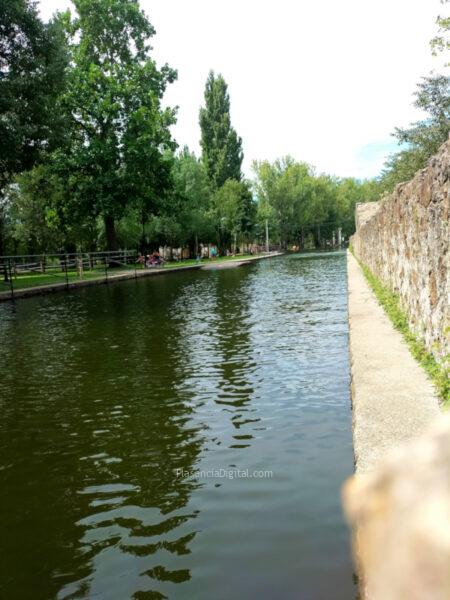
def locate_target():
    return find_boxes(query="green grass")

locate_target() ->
[0,264,144,292]
[0,269,107,291]
[0,253,268,294]
[353,253,449,404]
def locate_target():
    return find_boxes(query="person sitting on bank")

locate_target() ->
[148,251,164,267]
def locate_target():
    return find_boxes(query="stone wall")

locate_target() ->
[351,139,449,365]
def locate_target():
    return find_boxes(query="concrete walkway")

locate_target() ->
[347,251,441,474]
[201,252,283,270]
[0,252,283,302]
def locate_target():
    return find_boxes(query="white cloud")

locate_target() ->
[40,0,447,179]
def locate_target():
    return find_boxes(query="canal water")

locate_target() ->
[0,252,355,600]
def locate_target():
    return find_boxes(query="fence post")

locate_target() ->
[77,253,83,278]
[8,259,14,298]
[104,256,108,282]
[64,255,69,289]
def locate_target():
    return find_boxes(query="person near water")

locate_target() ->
[148,251,164,266]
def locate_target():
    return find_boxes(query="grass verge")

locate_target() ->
[0,253,271,294]
[352,252,449,404]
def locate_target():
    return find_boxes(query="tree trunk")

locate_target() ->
[104,214,119,251]
[314,225,321,248]
[0,211,4,257]
[140,210,147,253]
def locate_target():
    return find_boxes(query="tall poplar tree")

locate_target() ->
[199,70,243,189]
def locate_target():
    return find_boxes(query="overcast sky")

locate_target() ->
[39,0,446,180]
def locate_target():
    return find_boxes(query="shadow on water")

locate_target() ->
[0,252,356,600]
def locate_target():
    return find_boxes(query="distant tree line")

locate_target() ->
[0,0,447,257]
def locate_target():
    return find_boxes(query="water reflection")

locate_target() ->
[0,252,355,599]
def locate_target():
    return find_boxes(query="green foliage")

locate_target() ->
[380,79,449,192]
[171,147,215,247]
[199,71,243,189]
[253,157,309,246]
[252,157,379,247]
[4,0,446,259]
[56,0,177,249]
[0,0,67,182]
[380,2,450,193]
[213,179,255,250]
[5,164,100,253]
[0,0,384,256]
[0,0,68,192]
[8,166,66,253]
[431,0,450,63]
[335,178,381,238]
[355,254,449,403]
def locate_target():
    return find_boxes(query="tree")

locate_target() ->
[8,163,103,254]
[431,0,450,63]
[199,71,243,189]
[395,75,449,156]
[252,157,313,248]
[57,0,177,250]
[380,74,449,191]
[253,157,377,248]
[171,147,214,251]
[0,0,68,191]
[6,166,67,254]
[0,0,68,254]
[380,4,450,192]
[213,179,255,252]
[335,178,380,240]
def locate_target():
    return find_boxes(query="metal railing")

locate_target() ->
[0,250,140,299]
[0,246,284,299]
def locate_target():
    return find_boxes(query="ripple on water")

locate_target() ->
[0,252,355,600]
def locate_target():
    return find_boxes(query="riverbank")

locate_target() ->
[347,251,441,474]
[0,252,283,302]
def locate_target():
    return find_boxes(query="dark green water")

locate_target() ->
[0,252,355,600]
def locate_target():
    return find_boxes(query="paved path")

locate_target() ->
[347,251,441,474]
[0,252,283,302]
[0,264,201,302]
[201,252,283,270]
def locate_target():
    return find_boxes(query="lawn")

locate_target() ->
[0,254,267,294]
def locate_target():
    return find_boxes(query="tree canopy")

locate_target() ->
[199,71,243,189]
[1,0,446,258]
[380,3,449,192]
[0,0,68,194]
[52,0,177,250]
[252,158,377,248]
[380,74,450,192]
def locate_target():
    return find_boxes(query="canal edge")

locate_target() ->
[0,252,284,303]
[346,249,441,474]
